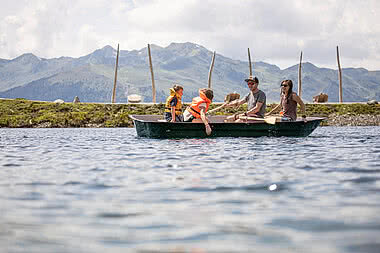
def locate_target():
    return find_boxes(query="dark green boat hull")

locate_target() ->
[130,115,324,139]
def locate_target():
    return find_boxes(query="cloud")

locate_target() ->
[0,0,380,70]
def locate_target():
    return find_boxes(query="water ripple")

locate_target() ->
[0,127,379,253]
[184,183,284,192]
[342,177,380,184]
[270,217,380,232]
[97,212,143,218]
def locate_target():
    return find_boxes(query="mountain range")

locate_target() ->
[1,42,379,103]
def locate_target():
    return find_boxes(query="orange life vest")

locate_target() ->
[186,91,211,118]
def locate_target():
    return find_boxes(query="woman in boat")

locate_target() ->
[183,88,213,135]
[164,84,184,122]
[266,79,306,121]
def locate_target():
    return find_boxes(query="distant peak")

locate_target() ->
[12,53,41,63]
[167,42,205,50]
[99,45,116,53]
[90,45,117,58]
[303,62,317,68]
[20,53,39,58]
[148,44,163,50]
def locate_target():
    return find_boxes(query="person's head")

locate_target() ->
[172,84,183,96]
[280,79,293,96]
[199,88,214,101]
[245,76,259,91]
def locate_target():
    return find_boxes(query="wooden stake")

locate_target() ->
[248,48,252,76]
[298,51,303,98]
[208,51,216,89]
[111,44,119,103]
[336,46,343,103]
[147,44,156,103]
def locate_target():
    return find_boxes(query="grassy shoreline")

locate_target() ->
[0,98,379,128]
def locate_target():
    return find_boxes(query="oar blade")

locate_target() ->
[264,116,279,125]
[232,115,280,125]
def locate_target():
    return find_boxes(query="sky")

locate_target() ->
[1,0,380,70]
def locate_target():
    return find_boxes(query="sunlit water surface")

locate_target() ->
[1,127,380,253]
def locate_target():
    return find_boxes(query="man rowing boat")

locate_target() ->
[225,76,267,122]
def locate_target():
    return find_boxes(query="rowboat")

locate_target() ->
[129,115,324,138]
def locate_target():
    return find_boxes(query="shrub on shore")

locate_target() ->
[0,99,379,128]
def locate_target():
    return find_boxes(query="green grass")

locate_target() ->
[0,99,379,128]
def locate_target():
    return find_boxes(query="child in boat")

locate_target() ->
[183,88,213,135]
[164,84,184,122]
[266,79,306,121]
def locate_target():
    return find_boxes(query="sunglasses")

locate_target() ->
[247,82,256,85]
[281,85,289,87]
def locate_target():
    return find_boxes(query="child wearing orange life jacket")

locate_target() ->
[164,84,184,122]
[183,88,214,135]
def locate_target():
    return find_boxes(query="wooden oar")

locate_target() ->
[206,102,228,115]
[239,116,279,125]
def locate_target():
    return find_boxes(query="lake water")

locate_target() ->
[1,126,379,253]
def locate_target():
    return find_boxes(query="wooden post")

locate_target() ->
[111,44,119,103]
[248,48,252,76]
[147,44,156,103]
[336,46,343,103]
[298,51,303,98]
[208,51,216,89]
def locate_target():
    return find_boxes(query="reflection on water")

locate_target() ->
[1,126,380,253]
